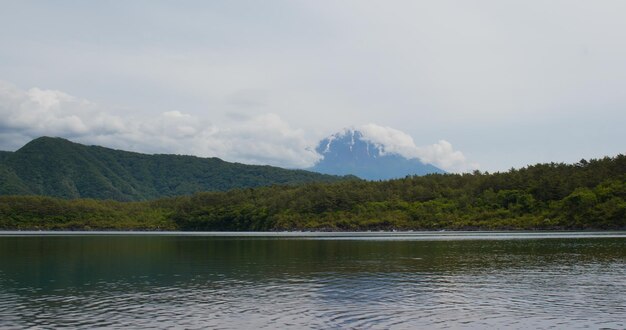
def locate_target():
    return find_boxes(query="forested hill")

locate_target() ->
[1,154,624,231]
[0,137,349,201]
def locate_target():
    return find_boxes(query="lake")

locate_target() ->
[1,232,624,329]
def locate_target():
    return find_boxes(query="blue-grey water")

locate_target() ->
[0,232,624,329]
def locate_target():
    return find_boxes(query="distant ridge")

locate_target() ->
[0,137,350,201]
[310,129,445,180]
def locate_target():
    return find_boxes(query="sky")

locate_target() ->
[1,1,624,172]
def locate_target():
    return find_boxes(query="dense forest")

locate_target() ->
[0,137,349,200]
[1,155,624,231]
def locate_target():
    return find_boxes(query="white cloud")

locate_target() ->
[0,82,473,171]
[0,81,319,168]
[417,140,479,173]
[359,123,478,172]
[1,2,625,171]
[0,82,134,146]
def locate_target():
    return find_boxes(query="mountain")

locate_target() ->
[0,137,350,201]
[310,129,445,180]
[4,154,624,231]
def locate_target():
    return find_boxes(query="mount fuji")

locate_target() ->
[309,129,445,180]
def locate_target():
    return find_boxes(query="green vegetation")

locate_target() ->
[0,196,174,230]
[0,137,349,201]
[1,155,624,231]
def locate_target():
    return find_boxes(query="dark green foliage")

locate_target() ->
[0,164,31,195]
[0,137,349,201]
[0,151,11,162]
[0,154,624,231]
[168,154,626,231]
[0,195,174,230]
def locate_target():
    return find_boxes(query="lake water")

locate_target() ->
[0,232,624,329]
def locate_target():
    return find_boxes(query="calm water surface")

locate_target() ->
[0,232,624,329]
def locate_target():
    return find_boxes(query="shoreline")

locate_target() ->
[2,229,625,237]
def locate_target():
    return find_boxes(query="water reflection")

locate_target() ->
[0,234,624,328]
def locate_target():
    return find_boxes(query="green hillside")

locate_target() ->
[0,137,349,201]
[1,154,624,231]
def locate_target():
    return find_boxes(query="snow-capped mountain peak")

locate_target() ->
[310,128,445,180]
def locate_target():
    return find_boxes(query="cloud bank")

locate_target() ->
[0,81,476,172]
[0,81,320,168]
[359,124,479,172]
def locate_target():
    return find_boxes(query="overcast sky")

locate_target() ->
[1,1,624,172]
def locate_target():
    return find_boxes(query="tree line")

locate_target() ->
[1,155,624,231]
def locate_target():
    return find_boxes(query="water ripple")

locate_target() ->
[1,235,624,329]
